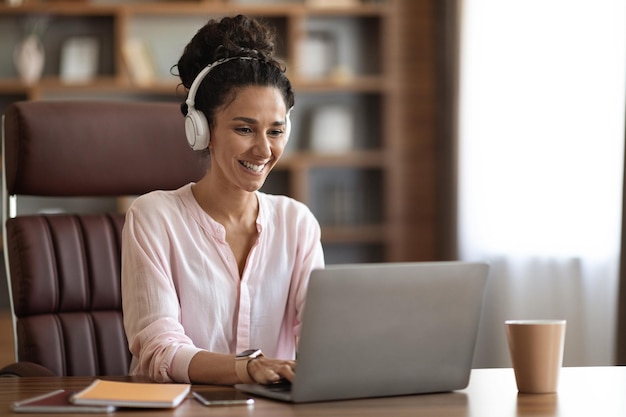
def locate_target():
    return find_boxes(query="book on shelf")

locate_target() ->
[122,39,157,86]
[71,379,191,409]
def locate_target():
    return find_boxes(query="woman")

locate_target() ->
[121,15,325,385]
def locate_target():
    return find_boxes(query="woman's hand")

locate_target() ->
[247,357,296,384]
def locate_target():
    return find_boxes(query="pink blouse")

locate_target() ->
[121,183,324,383]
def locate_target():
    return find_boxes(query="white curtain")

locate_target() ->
[458,0,626,367]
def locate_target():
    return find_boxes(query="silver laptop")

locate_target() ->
[236,261,489,403]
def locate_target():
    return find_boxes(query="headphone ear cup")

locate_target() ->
[185,109,210,150]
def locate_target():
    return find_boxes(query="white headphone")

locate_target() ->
[184,56,292,150]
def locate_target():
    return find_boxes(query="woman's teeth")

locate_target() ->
[241,161,264,173]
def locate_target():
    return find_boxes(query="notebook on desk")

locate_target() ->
[236,261,489,403]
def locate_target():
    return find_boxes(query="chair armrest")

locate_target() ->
[0,361,57,377]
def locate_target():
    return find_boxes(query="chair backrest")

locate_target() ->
[2,101,204,376]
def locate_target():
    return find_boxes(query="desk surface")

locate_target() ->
[0,367,624,417]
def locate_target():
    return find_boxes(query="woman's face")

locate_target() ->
[208,85,289,193]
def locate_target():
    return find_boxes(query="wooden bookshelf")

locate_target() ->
[0,0,442,264]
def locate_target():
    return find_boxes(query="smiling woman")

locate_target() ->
[120,15,324,386]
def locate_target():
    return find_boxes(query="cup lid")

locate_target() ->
[505,319,566,325]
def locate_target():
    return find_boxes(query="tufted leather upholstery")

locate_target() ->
[1,101,204,376]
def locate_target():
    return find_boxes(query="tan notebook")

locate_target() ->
[71,379,190,408]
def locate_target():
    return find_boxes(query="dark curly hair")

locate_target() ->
[176,15,294,127]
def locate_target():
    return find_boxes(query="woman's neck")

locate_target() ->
[191,174,259,226]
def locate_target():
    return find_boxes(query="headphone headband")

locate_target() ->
[185,56,255,111]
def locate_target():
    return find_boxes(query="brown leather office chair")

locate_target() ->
[0,101,204,376]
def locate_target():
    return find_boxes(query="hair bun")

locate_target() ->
[218,15,276,58]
